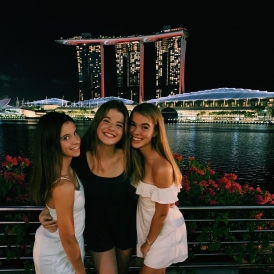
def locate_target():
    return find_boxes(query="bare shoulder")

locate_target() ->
[52,179,75,197]
[152,157,173,188]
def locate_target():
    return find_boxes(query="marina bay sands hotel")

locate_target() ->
[55,26,189,103]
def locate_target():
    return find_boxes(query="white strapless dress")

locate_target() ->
[135,181,188,269]
[33,178,85,274]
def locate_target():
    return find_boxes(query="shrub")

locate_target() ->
[176,156,274,273]
[0,155,35,272]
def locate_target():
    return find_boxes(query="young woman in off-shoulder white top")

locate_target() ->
[130,103,188,274]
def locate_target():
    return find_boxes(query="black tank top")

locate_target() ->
[71,149,131,204]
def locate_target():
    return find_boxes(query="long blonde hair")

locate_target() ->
[130,103,182,186]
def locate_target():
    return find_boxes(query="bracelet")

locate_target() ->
[146,237,154,245]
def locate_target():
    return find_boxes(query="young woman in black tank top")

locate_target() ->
[39,100,136,274]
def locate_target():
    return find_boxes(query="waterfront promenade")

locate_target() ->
[1,120,274,273]
[0,113,273,125]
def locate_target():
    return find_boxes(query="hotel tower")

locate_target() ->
[56,27,188,103]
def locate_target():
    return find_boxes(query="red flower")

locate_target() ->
[172,153,183,162]
[189,166,205,176]
[2,161,8,167]
[209,190,216,196]
[208,168,215,175]
[23,158,30,167]
[5,155,13,162]
[208,180,218,189]
[199,180,208,187]
[224,173,237,181]
[181,177,191,191]
[254,212,263,220]
[255,193,271,204]
[11,157,18,166]
[256,187,262,193]
[248,186,255,192]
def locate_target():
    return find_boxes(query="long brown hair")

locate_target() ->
[81,100,131,178]
[28,112,75,205]
[130,103,182,186]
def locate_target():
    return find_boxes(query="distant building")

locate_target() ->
[155,35,183,98]
[0,98,10,109]
[146,88,274,121]
[115,42,140,102]
[56,27,189,103]
[76,44,101,101]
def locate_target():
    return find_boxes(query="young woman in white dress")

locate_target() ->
[29,112,86,274]
[130,103,188,274]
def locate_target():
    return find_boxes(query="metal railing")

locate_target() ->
[1,205,274,273]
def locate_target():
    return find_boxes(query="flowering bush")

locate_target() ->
[179,157,274,206]
[172,153,183,168]
[173,155,274,272]
[0,155,35,272]
[1,154,274,272]
[0,155,30,205]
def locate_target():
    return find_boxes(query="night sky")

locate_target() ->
[0,1,273,103]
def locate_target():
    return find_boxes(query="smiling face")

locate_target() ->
[130,111,156,150]
[60,121,81,158]
[97,108,125,146]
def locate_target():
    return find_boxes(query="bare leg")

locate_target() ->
[91,248,118,274]
[139,264,166,274]
[115,247,133,274]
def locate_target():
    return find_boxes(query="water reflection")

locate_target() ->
[165,124,274,192]
[1,121,274,192]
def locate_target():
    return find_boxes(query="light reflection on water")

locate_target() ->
[1,120,274,192]
[166,123,274,192]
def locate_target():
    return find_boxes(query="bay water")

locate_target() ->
[1,120,274,192]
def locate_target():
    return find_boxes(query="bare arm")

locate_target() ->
[39,207,58,233]
[141,163,173,257]
[52,180,86,274]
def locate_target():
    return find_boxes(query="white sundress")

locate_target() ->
[135,181,188,269]
[33,176,85,274]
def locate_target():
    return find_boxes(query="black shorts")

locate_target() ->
[85,194,137,252]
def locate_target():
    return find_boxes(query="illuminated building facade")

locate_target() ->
[115,42,140,101]
[56,28,188,102]
[147,88,274,121]
[155,36,183,98]
[76,43,101,100]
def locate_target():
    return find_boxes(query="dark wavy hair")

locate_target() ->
[28,112,75,205]
[81,100,131,178]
